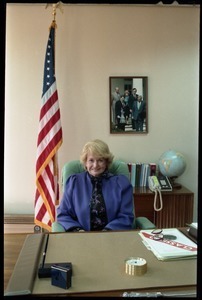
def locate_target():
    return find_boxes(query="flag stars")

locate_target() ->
[42,29,55,94]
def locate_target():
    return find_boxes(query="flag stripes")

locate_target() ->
[36,123,62,176]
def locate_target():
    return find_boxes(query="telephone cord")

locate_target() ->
[153,189,163,211]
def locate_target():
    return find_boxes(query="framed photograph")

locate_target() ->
[110,76,148,134]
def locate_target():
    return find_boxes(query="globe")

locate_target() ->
[158,150,186,178]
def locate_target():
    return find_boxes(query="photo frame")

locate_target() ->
[110,76,148,134]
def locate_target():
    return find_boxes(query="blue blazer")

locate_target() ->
[57,171,134,231]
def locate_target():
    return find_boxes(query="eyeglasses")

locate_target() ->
[151,229,177,241]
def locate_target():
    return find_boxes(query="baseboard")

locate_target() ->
[4,224,35,234]
[4,214,34,224]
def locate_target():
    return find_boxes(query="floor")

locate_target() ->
[4,233,28,291]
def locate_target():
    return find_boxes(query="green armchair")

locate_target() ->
[52,160,156,232]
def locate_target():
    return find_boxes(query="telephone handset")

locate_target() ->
[148,176,161,191]
[148,176,163,212]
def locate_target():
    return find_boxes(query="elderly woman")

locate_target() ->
[57,139,134,231]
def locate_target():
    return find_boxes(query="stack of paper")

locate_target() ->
[139,228,197,261]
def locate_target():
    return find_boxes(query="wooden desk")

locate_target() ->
[4,231,197,297]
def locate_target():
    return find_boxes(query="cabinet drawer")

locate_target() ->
[134,195,155,223]
[133,186,194,228]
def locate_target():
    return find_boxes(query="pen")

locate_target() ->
[42,234,49,268]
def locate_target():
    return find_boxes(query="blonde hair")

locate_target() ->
[80,139,114,168]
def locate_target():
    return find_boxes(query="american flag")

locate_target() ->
[34,22,62,231]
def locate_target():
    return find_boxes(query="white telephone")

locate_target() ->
[148,176,163,211]
[148,176,161,191]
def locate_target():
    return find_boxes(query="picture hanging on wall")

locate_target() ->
[110,76,148,134]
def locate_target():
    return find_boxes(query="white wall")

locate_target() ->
[4,4,199,221]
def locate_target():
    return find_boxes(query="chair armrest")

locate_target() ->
[52,218,155,232]
[51,222,65,232]
[135,217,156,230]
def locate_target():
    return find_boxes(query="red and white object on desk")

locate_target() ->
[139,228,197,261]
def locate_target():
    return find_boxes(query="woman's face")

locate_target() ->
[85,154,107,177]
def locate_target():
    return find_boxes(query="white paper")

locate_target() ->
[139,228,197,261]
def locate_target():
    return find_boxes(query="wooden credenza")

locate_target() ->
[134,185,194,228]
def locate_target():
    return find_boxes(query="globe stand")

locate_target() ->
[169,176,182,189]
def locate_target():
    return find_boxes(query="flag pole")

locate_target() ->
[45,1,64,25]
[45,2,64,62]
[50,3,57,29]
[34,2,63,232]
[46,1,64,198]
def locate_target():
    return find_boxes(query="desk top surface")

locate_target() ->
[34,230,196,295]
[5,230,197,296]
